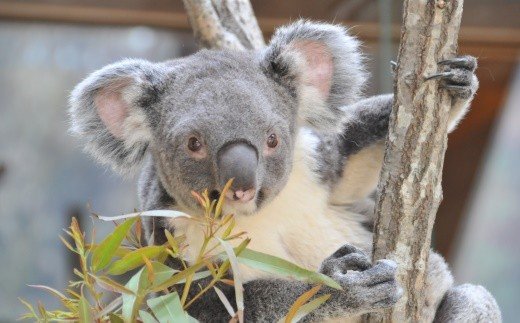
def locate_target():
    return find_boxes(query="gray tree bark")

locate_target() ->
[182,0,264,50]
[370,0,465,322]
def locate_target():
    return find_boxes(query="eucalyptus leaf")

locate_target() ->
[92,217,137,272]
[213,286,235,318]
[281,294,331,323]
[108,245,166,275]
[122,268,146,321]
[151,262,206,293]
[95,297,122,320]
[27,285,68,304]
[139,310,159,323]
[98,210,191,221]
[147,292,189,323]
[122,262,178,321]
[109,313,124,323]
[282,285,321,323]
[173,270,211,285]
[89,274,134,294]
[237,249,341,290]
[218,238,244,322]
[78,295,92,323]
[149,261,178,286]
[18,298,38,320]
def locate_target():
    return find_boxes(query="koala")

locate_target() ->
[69,20,501,322]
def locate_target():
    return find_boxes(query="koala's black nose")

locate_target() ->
[217,141,258,202]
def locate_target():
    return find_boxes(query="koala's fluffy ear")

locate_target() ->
[69,59,165,174]
[262,20,367,131]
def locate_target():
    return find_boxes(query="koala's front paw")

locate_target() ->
[320,244,402,313]
[426,55,479,99]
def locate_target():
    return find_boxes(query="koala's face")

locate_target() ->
[69,20,366,216]
[151,51,297,214]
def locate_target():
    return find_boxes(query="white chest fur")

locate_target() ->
[167,129,371,282]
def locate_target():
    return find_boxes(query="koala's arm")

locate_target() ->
[173,245,400,322]
[330,56,478,205]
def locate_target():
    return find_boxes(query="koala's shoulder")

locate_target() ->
[296,129,342,187]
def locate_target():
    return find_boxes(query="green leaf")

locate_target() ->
[92,217,137,271]
[18,298,38,320]
[173,270,211,285]
[213,287,235,318]
[98,210,190,221]
[122,262,177,322]
[78,294,92,323]
[149,261,177,286]
[108,245,165,275]
[221,218,236,239]
[147,292,189,323]
[28,284,69,308]
[151,261,206,293]
[237,249,342,290]
[280,294,331,323]
[164,229,180,254]
[282,285,321,323]
[89,274,134,294]
[59,235,76,253]
[109,313,125,323]
[28,284,67,299]
[96,297,122,321]
[217,238,244,322]
[139,310,159,323]
[215,179,233,218]
[122,268,146,322]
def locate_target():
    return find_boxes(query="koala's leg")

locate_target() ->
[423,251,501,323]
[434,284,502,323]
[421,252,455,322]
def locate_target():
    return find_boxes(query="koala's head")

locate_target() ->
[69,20,366,216]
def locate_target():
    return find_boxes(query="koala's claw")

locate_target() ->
[320,244,371,275]
[390,60,398,74]
[438,55,477,71]
[424,71,455,81]
[320,244,402,312]
[425,55,478,99]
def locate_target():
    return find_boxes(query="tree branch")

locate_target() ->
[182,0,264,50]
[371,0,464,321]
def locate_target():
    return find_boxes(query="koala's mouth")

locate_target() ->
[207,188,266,216]
[209,190,221,201]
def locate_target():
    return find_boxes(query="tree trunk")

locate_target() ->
[370,0,464,322]
[182,0,264,50]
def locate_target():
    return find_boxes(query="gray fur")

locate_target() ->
[337,94,393,158]
[69,59,166,174]
[69,20,500,322]
[434,284,502,322]
[262,20,367,132]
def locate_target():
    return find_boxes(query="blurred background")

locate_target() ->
[0,0,518,321]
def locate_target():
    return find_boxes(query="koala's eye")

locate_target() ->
[188,137,203,152]
[267,133,278,149]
